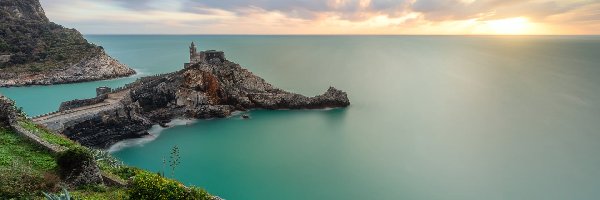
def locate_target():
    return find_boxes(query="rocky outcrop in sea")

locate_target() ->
[0,49,135,87]
[53,58,350,148]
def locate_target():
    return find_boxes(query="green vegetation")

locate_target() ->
[0,17,99,71]
[19,120,79,149]
[43,188,72,200]
[128,171,212,200]
[57,146,93,176]
[110,165,143,180]
[0,127,56,170]
[1,119,213,199]
[91,148,125,172]
[170,145,181,177]
[69,187,128,200]
[1,91,212,198]
[0,0,100,72]
[0,128,59,199]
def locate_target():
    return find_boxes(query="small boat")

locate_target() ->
[241,114,250,119]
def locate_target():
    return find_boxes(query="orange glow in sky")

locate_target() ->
[40,0,600,35]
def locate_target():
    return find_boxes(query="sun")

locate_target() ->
[484,17,533,35]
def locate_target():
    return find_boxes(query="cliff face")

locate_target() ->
[0,0,48,22]
[0,0,136,87]
[53,59,350,148]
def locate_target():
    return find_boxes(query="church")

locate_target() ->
[184,42,225,68]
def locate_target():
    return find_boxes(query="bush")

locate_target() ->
[189,187,211,200]
[43,188,72,200]
[57,147,93,176]
[91,148,124,171]
[112,166,141,180]
[128,171,212,200]
[0,162,57,199]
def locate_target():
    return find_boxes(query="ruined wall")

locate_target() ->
[0,95,18,127]
[59,95,108,111]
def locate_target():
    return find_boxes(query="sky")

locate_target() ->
[40,0,600,35]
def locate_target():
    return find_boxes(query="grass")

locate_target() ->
[1,118,212,199]
[18,120,79,149]
[0,127,128,199]
[71,185,128,200]
[0,127,58,198]
[0,127,56,171]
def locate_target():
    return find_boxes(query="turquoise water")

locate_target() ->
[2,36,600,199]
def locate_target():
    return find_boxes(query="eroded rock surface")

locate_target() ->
[44,59,350,148]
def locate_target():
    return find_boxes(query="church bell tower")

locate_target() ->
[190,42,197,61]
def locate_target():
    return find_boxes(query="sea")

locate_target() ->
[1,35,600,200]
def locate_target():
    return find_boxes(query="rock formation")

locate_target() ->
[51,58,350,148]
[0,95,19,127]
[0,0,135,87]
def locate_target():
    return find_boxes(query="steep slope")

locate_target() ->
[0,0,135,87]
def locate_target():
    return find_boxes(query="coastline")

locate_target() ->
[0,50,137,88]
[107,118,199,153]
[107,107,346,153]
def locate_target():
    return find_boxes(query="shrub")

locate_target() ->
[128,171,212,200]
[43,188,72,200]
[57,146,93,176]
[189,187,212,200]
[91,148,124,171]
[112,166,141,180]
[0,162,55,199]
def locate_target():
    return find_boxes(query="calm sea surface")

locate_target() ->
[2,35,600,200]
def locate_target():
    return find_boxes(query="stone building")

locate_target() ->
[96,86,111,96]
[185,42,225,68]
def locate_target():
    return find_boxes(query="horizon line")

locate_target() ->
[83,34,600,36]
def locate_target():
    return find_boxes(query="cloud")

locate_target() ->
[109,0,156,10]
[411,0,597,22]
[38,0,600,34]
[180,0,411,20]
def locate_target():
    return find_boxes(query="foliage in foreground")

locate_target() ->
[1,119,213,199]
[56,146,94,176]
[129,171,212,200]
[19,120,79,149]
[43,188,72,200]
[0,161,61,199]
[0,128,60,199]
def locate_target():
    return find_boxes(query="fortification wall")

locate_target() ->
[59,94,108,111]
[40,102,123,133]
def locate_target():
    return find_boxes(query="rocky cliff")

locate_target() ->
[55,59,350,148]
[0,0,135,87]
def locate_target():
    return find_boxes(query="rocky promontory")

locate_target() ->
[44,57,350,148]
[0,0,135,87]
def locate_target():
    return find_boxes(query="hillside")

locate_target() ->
[0,0,135,87]
[0,95,216,199]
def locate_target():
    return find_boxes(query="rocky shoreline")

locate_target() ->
[46,58,350,148]
[0,0,136,87]
[0,49,136,87]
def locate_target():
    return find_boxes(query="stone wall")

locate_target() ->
[0,55,11,63]
[1,94,125,186]
[0,95,18,127]
[59,94,108,111]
